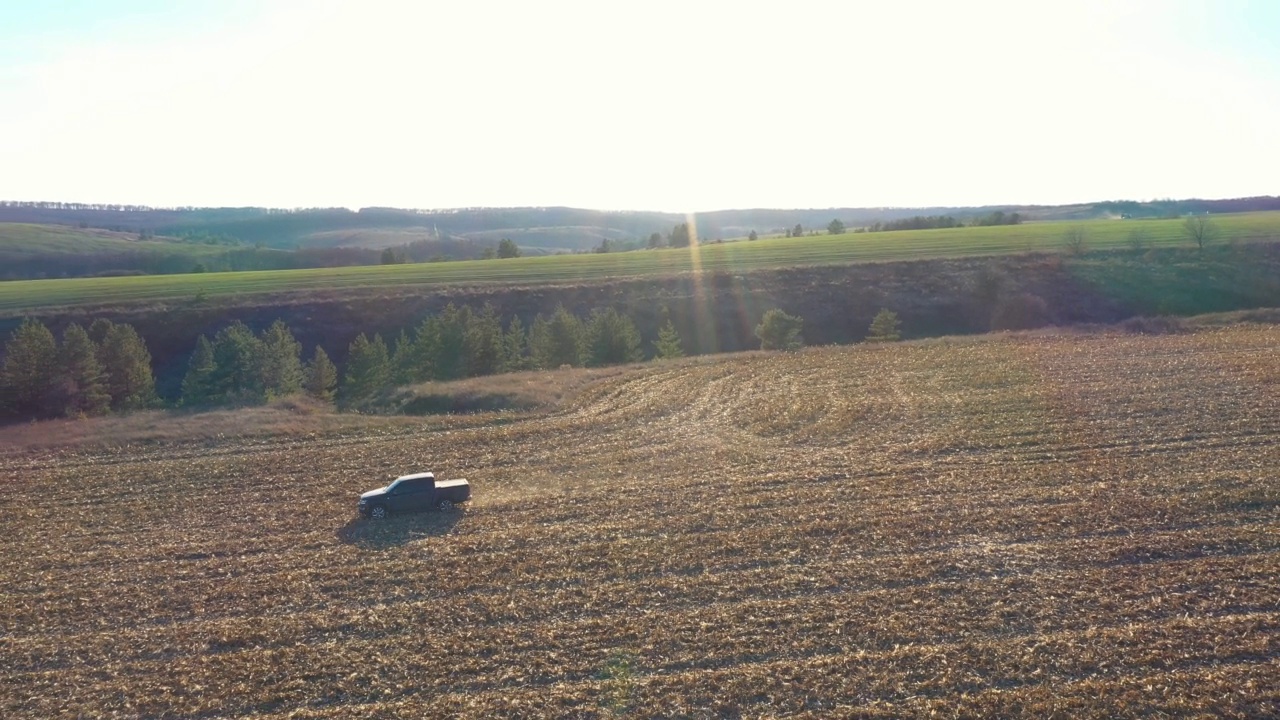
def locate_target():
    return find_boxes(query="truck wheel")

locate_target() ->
[369,505,388,520]
[437,500,454,511]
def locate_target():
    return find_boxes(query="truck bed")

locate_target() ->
[436,479,470,503]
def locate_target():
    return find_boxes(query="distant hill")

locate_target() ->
[0,223,237,279]
[3,196,1280,268]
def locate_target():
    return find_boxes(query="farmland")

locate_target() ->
[0,223,272,281]
[4,212,1280,313]
[2,326,1278,717]
[0,223,204,258]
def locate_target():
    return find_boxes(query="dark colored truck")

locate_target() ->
[357,472,470,519]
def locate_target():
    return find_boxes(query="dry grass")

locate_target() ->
[0,396,425,455]
[389,364,645,415]
[2,327,1279,718]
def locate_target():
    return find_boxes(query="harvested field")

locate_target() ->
[2,327,1279,718]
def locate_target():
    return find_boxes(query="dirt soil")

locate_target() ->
[2,326,1278,717]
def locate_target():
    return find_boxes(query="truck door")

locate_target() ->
[398,478,432,512]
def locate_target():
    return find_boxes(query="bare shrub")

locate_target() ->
[1126,228,1150,252]
[1182,215,1220,250]
[1062,226,1089,256]
[991,293,1051,331]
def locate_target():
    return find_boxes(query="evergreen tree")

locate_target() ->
[88,318,114,345]
[652,320,685,359]
[793,223,804,237]
[828,219,846,235]
[339,333,390,411]
[99,323,156,410]
[304,346,338,402]
[57,323,110,417]
[425,304,471,380]
[669,222,692,248]
[257,319,303,398]
[464,303,504,376]
[1,318,59,418]
[497,238,522,258]
[180,335,217,406]
[210,321,265,403]
[530,305,584,369]
[399,317,436,383]
[755,309,804,351]
[747,230,758,241]
[500,315,530,372]
[585,308,643,366]
[389,329,416,385]
[866,308,902,342]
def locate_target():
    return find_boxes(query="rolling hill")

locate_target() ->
[4,211,1280,313]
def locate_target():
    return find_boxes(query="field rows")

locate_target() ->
[3,212,1280,312]
[2,326,1278,717]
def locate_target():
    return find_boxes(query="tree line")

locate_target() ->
[0,319,156,419]
[171,303,688,412]
[2,236,509,282]
[2,300,910,421]
[859,212,1021,233]
[330,304,684,411]
[865,215,965,232]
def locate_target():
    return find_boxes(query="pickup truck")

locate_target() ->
[357,472,470,519]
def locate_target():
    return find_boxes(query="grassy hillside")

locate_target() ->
[300,227,566,254]
[0,223,296,279]
[4,212,1280,312]
[3,326,1277,716]
[0,223,192,256]
[7,198,1280,248]
[0,222,228,265]
[459,225,634,252]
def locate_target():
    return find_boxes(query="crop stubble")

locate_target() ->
[1,327,1278,717]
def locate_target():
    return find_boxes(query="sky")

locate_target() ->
[1,0,1278,212]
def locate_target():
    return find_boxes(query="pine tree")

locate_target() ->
[530,305,583,369]
[866,308,902,342]
[338,333,390,411]
[1,318,59,418]
[304,346,338,402]
[652,320,684,359]
[497,238,522,258]
[57,323,110,417]
[500,316,529,372]
[419,304,470,380]
[257,319,303,398]
[585,308,643,366]
[181,335,217,407]
[210,321,265,403]
[88,318,114,345]
[399,318,436,383]
[669,222,692,248]
[464,303,503,376]
[99,323,156,410]
[389,329,415,385]
[755,309,804,351]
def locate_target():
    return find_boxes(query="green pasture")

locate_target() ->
[0,223,217,258]
[3,212,1278,313]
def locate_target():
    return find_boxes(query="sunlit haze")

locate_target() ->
[2,0,1278,212]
